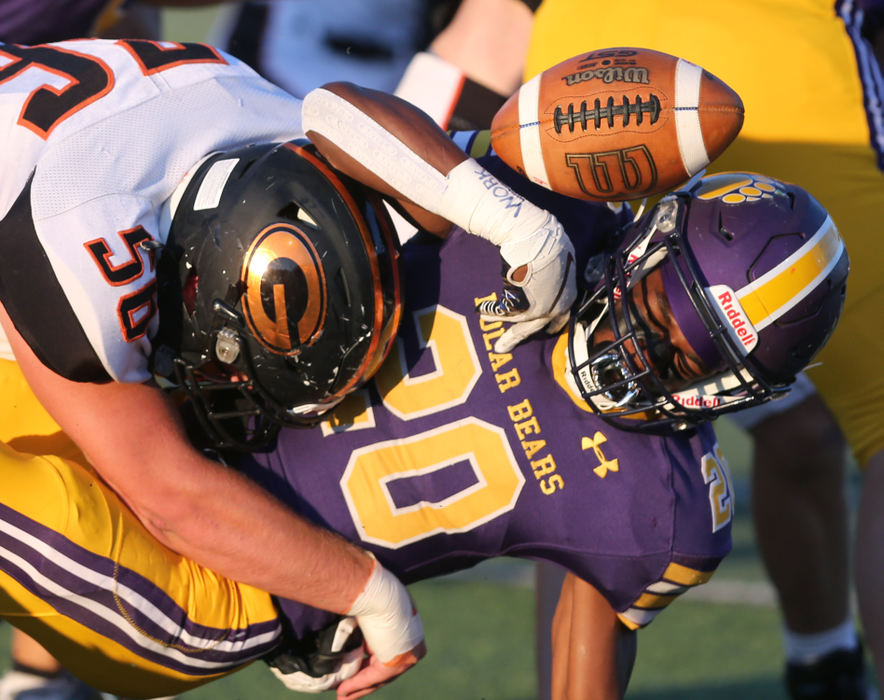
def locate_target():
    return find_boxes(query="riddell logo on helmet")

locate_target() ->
[709,284,757,354]
[672,394,722,408]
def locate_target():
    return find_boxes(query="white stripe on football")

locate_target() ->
[491,47,744,201]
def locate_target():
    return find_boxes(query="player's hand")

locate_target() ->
[336,640,427,699]
[339,554,426,698]
[476,214,576,353]
[268,616,366,693]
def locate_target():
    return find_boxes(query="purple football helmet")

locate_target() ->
[568,172,849,432]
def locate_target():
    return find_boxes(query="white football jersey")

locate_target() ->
[0,39,306,382]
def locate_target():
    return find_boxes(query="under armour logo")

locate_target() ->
[581,431,619,478]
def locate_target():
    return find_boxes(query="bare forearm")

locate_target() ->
[76,387,423,678]
[309,82,467,177]
[303,81,466,235]
[429,0,531,95]
[302,79,576,355]
[11,343,372,613]
[137,455,371,613]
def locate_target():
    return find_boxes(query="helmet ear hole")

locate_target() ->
[277,202,304,223]
[715,213,734,242]
[182,271,198,315]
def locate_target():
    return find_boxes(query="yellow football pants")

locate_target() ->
[0,360,281,697]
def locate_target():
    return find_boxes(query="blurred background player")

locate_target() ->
[210,0,529,245]
[390,0,883,698]
[0,0,163,43]
[211,0,434,97]
[211,0,526,127]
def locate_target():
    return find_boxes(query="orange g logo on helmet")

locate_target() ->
[241,223,327,354]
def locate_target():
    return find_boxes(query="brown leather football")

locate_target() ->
[490,47,744,201]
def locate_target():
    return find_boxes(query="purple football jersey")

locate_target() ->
[241,193,734,637]
[0,0,111,43]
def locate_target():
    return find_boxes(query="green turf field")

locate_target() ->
[3,9,863,698]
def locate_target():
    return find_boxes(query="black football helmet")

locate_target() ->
[568,172,849,432]
[154,139,401,449]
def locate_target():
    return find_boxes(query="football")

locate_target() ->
[490,47,744,201]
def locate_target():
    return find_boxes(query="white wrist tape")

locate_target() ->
[438,159,552,250]
[301,87,449,208]
[301,87,550,251]
[346,555,423,666]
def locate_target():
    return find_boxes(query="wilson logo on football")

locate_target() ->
[566,146,658,201]
[241,224,327,355]
[709,284,757,354]
[563,65,650,87]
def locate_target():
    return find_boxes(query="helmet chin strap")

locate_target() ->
[571,305,788,421]
[286,394,346,419]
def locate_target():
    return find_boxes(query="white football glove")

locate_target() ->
[268,616,365,693]
[476,213,576,353]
